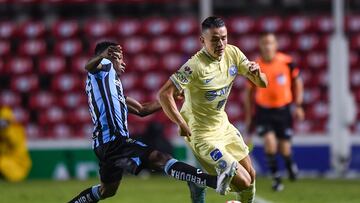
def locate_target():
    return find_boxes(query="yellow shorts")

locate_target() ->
[184,124,249,175]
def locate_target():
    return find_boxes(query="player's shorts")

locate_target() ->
[184,124,249,176]
[94,136,154,183]
[255,104,293,140]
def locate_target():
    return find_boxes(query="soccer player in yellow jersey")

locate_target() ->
[158,16,268,203]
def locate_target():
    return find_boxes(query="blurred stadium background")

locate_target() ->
[0,0,360,198]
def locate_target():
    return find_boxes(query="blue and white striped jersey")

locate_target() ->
[85,58,129,148]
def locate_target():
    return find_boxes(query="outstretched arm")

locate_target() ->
[126,97,162,117]
[158,80,191,137]
[85,45,123,73]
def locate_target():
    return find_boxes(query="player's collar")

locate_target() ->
[202,48,223,62]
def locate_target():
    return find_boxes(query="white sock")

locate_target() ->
[236,181,256,203]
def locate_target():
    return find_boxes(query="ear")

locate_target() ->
[199,36,205,45]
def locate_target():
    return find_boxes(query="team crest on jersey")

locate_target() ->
[210,148,223,161]
[229,64,238,76]
[217,160,227,169]
[276,73,286,85]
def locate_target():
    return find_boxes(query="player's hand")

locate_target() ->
[294,106,305,121]
[248,61,261,76]
[179,123,191,137]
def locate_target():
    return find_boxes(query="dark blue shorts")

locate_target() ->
[94,137,154,183]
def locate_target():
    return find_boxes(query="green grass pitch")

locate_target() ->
[0,176,359,203]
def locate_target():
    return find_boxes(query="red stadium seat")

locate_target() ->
[122,37,147,55]
[178,36,201,54]
[26,123,44,139]
[52,20,80,39]
[39,55,66,75]
[70,55,89,74]
[0,21,16,39]
[276,35,292,51]
[256,16,283,33]
[0,59,3,74]
[350,51,359,68]
[38,106,66,125]
[73,123,93,138]
[226,101,243,121]
[303,88,321,105]
[18,39,47,56]
[294,34,320,51]
[121,72,138,90]
[306,51,327,69]
[54,39,83,56]
[48,123,73,139]
[12,106,30,124]
[227,16,255,34]
[285,16,312,33]
[125,90,147,102]
[142,17,170,36]
[51,74,82,92]
[10,74,39,92]
[0,40,11,56]
[114,19,141,37]
[142,73,167,91]
[59,92,87,109]
[350,69,360,88]
[294,120,313,133]
[18,21,46,38]
[131,54,158,72]
[308,101,329,120]
[234,35,258,52]
[312,16,334,33]
[149,36,175,54]
[0,91,21,107]
[347,15,360,33]
[6,56,33,75]
[29,91,56,110]
[159,53,184,72]
[67,105,91,125]
[170,17,198,36]
[350,34,360,50]
[84,20,113,39]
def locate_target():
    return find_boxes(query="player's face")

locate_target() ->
[201,26,228,59]
[259,34,278,61]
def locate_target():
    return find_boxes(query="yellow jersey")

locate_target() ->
[170,44,250,137]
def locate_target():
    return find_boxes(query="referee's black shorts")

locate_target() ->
[255,104,293,140]
[94,136,154,183]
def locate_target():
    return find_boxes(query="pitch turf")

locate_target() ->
[0,176,359,203]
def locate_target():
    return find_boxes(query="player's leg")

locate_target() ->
[187,182,206,203]
[279,139,298,181]
[232,155,256,203]
[145,150,236,194]
[263,131,283,191]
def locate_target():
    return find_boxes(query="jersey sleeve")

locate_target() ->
[287,61,300,79]
[170,61,195,90]
[91,58,112,79]
[233,46,250,76]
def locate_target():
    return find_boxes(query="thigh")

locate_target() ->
[100,180,121,197]
[255,107,274,137]
[273,106,293,140]
[239,155,256,182]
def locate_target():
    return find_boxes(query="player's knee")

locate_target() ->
[100,186,117,199]
[148,150,172,169]
[233,173,252,189]
[250,168,256,183]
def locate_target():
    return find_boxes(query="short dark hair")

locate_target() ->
[94,41,117,55]
[259,31,275,38]
[201,16,226,32]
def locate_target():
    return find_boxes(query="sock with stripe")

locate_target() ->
[68,184,101,203]
[164,158,217,189]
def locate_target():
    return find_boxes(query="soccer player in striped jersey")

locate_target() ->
[68,41,237,203]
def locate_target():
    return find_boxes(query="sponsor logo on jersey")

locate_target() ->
[204,77,214,84]
[204,85,231,101]
[210,148,223,161]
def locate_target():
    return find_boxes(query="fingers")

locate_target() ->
[249,62,260,72]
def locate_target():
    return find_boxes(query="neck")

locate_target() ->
[203,48,222,61]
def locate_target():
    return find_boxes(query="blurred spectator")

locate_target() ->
[0,106,31,182]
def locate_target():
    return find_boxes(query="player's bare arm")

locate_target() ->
[126,97,162,117]
[85,45,123,73]
[245,61,268,88]
[158,80,191,137]
[292,76,305,120]
[244,84,256,131]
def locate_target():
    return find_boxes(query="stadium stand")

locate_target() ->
[0,2,359,139]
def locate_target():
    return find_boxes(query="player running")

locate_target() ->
[67,41,237,203]
[158,16,268,203]
[244,32,304,191]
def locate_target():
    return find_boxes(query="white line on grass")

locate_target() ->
[255,196,273,203]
